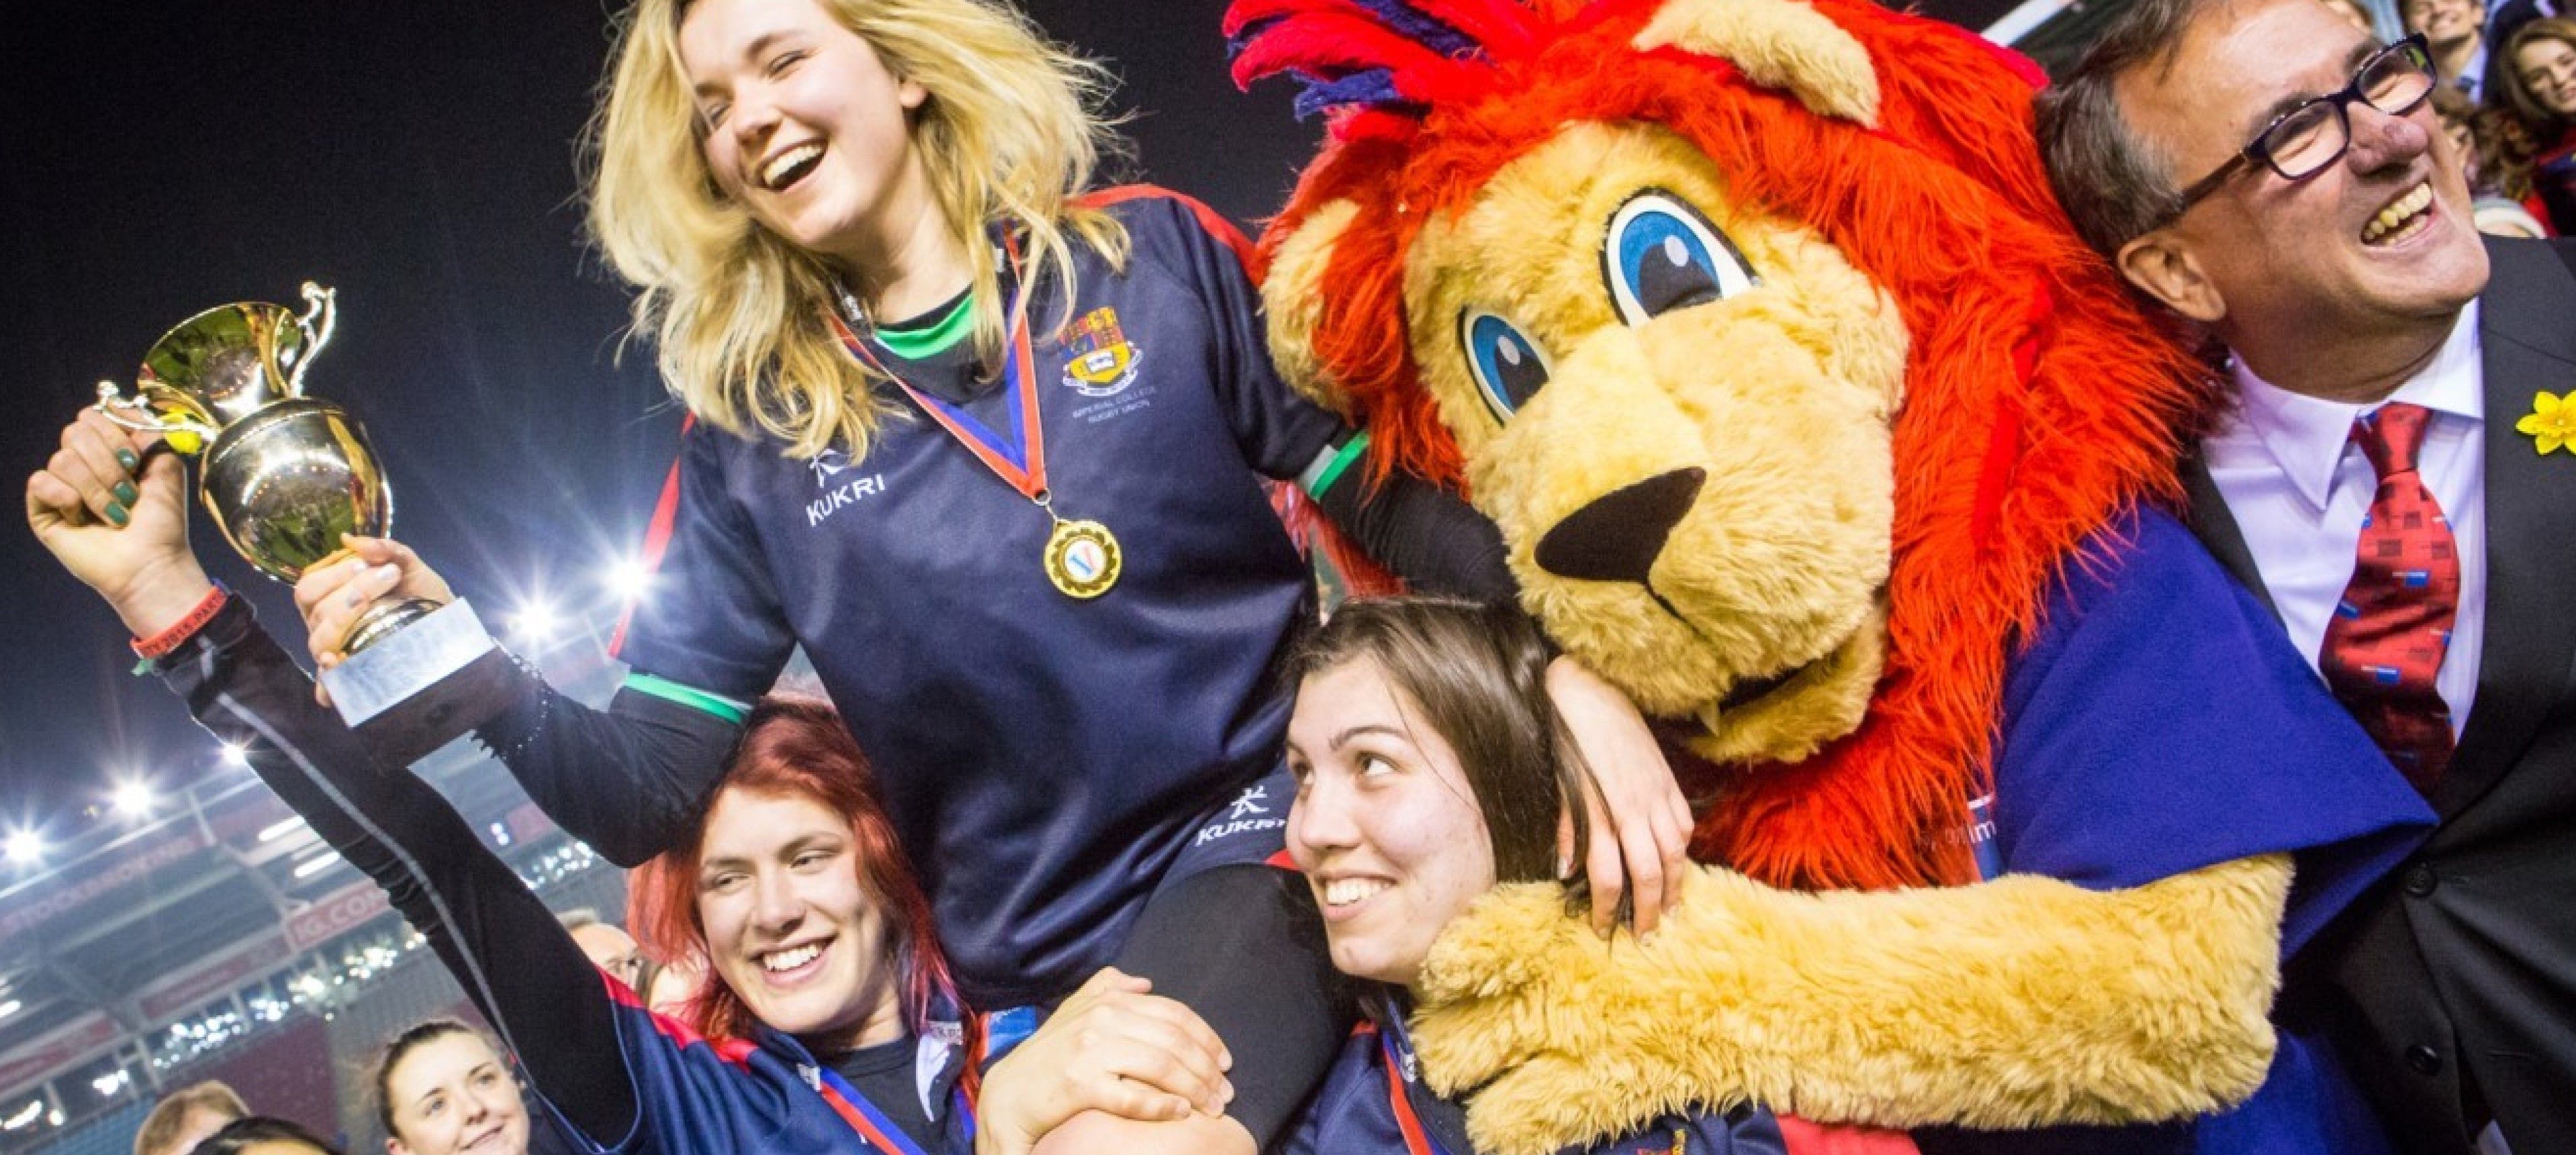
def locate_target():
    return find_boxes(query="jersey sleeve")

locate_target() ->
[471,667,744,868]
[610,418,797,704]
[1105,187,1342,482]
[1990,506,2435,957]
[151,600,643,1149]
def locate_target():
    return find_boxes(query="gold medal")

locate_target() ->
[1044,518,1121,598]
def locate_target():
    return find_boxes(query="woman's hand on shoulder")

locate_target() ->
[974,967,1234,1155]
[26,410,214,637]
[1547,656,1693,938]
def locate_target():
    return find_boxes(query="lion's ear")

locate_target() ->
[1635,0,1880,127]
[1261,197,1363,413]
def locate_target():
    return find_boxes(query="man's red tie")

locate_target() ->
[2318,402,2458,793]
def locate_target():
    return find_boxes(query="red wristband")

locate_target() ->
[130,584,229,660]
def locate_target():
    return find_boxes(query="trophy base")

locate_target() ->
[343,596,439,656]
[322,600,516,766]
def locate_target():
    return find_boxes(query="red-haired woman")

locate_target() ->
[24,483,1228,1154]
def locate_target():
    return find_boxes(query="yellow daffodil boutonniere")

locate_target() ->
[2519,391,2575,455]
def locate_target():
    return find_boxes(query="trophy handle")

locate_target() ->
[287,281,337,396]
[94,380,222,451]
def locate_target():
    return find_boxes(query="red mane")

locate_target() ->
[1240,0,2215,889]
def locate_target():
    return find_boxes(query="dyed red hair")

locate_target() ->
[627,696,977,1068]
[1234,0,2217,888]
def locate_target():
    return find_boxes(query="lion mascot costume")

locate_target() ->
[1227,0,2434,1152]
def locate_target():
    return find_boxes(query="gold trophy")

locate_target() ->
[94,282,512,764]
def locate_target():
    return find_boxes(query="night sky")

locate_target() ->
[0,0,2005,834]
[0,0,1332,831]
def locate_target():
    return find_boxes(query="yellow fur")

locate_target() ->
[1401,123,1905,757]
[1634,0,1882,126]
[1692,602,1885,764]
[1410,857,2293,1155]
[1262,197,1361,413]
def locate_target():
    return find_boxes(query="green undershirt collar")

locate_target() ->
[873,290,976,361]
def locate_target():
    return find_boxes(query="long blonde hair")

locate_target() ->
[586,0,1130,461]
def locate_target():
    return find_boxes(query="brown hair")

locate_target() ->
[134,1082,249,1155]
[2426,83,2508,191]
[2035,0,2213,257]
[1279,598,1592,890]
[2490,17,2576,196]
[368,1019,496,1141]
[186,1117,343,1155]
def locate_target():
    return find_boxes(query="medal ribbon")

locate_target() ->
[827,237,1050,505]
[811,1062,974,1155]
[1376,1023,1456,1155]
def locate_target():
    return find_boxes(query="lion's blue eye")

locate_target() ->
[1602,190,1757,326]
[1460,309,1552,422]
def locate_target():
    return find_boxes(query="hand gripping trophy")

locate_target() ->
[94,282,513,764]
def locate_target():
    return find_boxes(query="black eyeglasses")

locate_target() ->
[2168,35,2439,218]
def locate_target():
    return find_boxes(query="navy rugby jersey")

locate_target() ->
[615,187,1337,1005]
[1281,999,1908,1155]
[1917,507,2435,1155]
[580,982,970,1155]
[150,600,971,1155]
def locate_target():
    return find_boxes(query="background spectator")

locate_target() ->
[2483,0,2567,102]
[2492,16,2576,230]
[2405,0,2492,97]
[134,1082,249,1155]
[185,1117,343,1155]
[2431,85,2555,233]
[555,909,647,995]
[369,1021,529,1155]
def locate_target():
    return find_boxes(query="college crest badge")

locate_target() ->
[1061,306,1143,396]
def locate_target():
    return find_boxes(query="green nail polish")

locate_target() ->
[104,500,129,526]
[113,481,139,506]
[116,449,139,472]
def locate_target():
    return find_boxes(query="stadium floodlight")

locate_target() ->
[512,599,561,645]
[1,831,39,866]
[258,817,310,843]
[110,780,156,819]
[221,742,251,768]
[606,557,655,603]
[292,851,344,880]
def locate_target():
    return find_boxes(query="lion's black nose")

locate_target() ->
[1533,467,1706,584]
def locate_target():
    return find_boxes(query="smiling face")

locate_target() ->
[696,786,903,1050]
[2401,0,2484,52]
[2519,35,2576,117]
[1360,122,1908,766]
[1287,659,1500,989]
[678,0,933,267]
[2116,0,2486,353]
[383,1033,528,1155]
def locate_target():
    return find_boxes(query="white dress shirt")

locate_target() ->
[2203,301,2489,735]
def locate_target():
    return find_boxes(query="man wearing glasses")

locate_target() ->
[2037,0,2576,1151]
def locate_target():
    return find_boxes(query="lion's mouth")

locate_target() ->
[1716,659,1812,713]
[1639,580,1849,717]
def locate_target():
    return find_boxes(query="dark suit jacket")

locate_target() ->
[2183,236,2576,1155]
